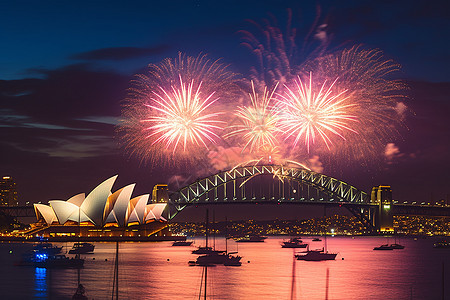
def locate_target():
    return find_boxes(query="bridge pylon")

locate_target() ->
[371,186,394,232]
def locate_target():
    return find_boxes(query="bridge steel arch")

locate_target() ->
[167,165,378,231]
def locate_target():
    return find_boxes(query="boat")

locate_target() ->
[195,251,242,266]
[72,284,88,300]
[17,252,84,268]
[373,244,394,250]
[281,237,308,248]
[172,240,193,246]
[389,234,405,249]
[234,235,267,242]
[192,246,224,254]
[68,242,95,254]
[433,240,450,248]
[390,243,405,249]
[32,242,62,255]
[312,238,322,242]
[295,206,337,261]
[295,247,337,261]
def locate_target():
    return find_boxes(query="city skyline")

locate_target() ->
[0,0,449,212]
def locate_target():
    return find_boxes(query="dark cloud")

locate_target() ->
[71,45,170,61]
[1,64,130,123]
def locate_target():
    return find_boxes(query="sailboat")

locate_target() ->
[296,206,337,261]
[193,213,242,266]
[72,267,88,300]
[390,231,405,249]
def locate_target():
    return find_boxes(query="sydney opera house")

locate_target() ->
[30,175,169,238]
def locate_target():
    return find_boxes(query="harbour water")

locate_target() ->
[0,236,449,299]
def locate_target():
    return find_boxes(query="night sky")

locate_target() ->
[1,0,449,219]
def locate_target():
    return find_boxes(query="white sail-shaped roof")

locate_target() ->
[127,195,149,224]
[111,184,135,227]
[67,208,93,223]
[80,175,117,225]
[34,204,58,225]
[145,203,167,222]
[67,193,85,207]
[34,175,168,227]
[49,200,80,224]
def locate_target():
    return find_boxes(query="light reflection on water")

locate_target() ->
[1,236,449,299]
[34,267,47,299]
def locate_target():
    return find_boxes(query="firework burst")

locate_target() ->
[300,45,408,161]
[276,73,358,152]
[118,53,239,165]
[143,76,223,152]
[226,82,280,153]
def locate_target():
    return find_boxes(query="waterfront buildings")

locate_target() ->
[0,176,18,206]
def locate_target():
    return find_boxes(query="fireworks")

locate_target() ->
[118,17,407,172]
[117,53,239,165]
[300,45,408,161]
[226,82,280,153]
[143,76,223,152]
[276,73,358,152]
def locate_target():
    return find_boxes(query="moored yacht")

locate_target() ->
[172,240,193,246]
[234,235,267,242]
[389,243,405,249]
[17,251,84,268]
[281,237,308,248]
[68,242,95,254]
[295,247,337,261]
[373,244,394,250]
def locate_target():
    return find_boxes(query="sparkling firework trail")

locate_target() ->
[118,53,239,165]
[226,82,280,153]
[276,73,358,152]
[143,76,223,152]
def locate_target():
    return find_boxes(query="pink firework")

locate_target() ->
[143,76,223,152]
[276,73,358,152]
[118,53,239,165]
[226,82,280,153]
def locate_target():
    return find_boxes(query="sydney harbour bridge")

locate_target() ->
[3,164,450,233]
[166,164,450,233]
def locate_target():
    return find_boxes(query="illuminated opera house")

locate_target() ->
[31,175,169,238]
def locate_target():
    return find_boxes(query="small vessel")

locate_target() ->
[172,240,193,246]
[295,247,337,261]
[373,244,394,250]
[17,252,84,268]
[195,252,242,266]
[281,237,308,248]
[234,235,267,243]
[33,242,62,255]
[68,242,95,254]
[312,238,322,242]
[72,284,88,300]
[433,240,450,248]
[390,243,405,249]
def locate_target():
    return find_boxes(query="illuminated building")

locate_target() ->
[152,184,169,203]
[31,176,169,237]
[372,185,393,232]
[0,176,18,206]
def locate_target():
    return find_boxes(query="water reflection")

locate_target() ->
[34,267,48,299]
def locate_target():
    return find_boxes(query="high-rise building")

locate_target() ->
[0,176,18,206]
[152,184,169,203]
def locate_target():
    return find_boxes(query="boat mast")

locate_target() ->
[225,217,228,254]
[205,209,209,249]
[204,265,207,300]
[324,205,328,253]
[212,210,215,251]
[112,241,119,300]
